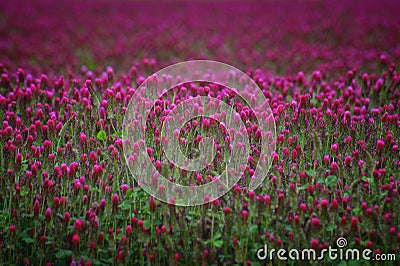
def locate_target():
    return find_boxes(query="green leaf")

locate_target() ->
[213,232,222,240]
[213,240,223,248]
[119,202,130,211]
[326,175,337,187]
[125,189,132,198]
[326,224,336,232]
[249,224,258,234]
[143,220,151,230]
[96,130,107,141]
[316,177,325,185]
[22,163,28,172]
[306,170,317,177]
[298,183,309,191]
[55,249,73,259]
[112,131,122,139]
[343,190,351,197]
[23,237,34,244]
[310,98,318,106]
[352,207,361,216]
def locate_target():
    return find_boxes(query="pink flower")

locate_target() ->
[311,239,319,250]
[224,207,231,215]
[64,212,71,225]
[376,140,385,153]
[98,232,104,245]
[126,225,133,237]
[149,196,157,213]
[117,251,125,263]
[351,217,358,232]
[9,225,16,234]
[330,143,338,154]
[330,162,339,174]
[322,155,330,166]
[90,242,96,253]
[112,194,119,206]
[203,249,209,260]
[34,200,40,218]
[321,199,328,209]
[72,234,80,247]
[74,220,83,233]
[311,218,321,229]
[300,203,307,213]
[233,237,239,247]
[45,208,52,222]
[241,210,249,222]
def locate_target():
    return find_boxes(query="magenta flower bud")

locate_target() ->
[97,231,104,246]
[321,199,328,209]
[297,71,306,85]
[248,190,255,201]
[291,149,297,161]
[9,225,16,237]
[85,79,93,88]
[391,145,399,153]
[344,156,352,167]
[74,220,83,233]
[155,160,162,170]
[112,194,119,207]
[311,239,318,250]
[223,207,231,215]
[53,197,60,209]
[311,70,322,82]
[72,234,80,247]
[146,148,153,157]
[380,54,388,65]
[311,218,321,229]
[300,203,307,213]
[174,253,180,262]
[384,213,392,224]
[149,196,157,213]
[15,153,22,171]
[80,133,88,146]
[115,92,123,103]
[351,217,358,232]
[15,134,23,147]
[107,66,114,79]
[203,249,209,260]
[294,215,300,225]
[331,199,338,211]
[322,155,330,166]
[45,208,52,222]
[89,151,97,164]
[126,225,133,237]
[376,140,385,153]
[330,143,338,154]
[34,200,40,218]
[137,220,144,229]
[241,210,248,222]
[330,161,339,174]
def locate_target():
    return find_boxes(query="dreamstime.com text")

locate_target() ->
[257,238,398,262]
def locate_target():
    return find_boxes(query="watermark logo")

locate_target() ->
[122,60,276,206]
[336,237,347,248]
[257,237,397,262]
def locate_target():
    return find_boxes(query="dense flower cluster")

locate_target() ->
[0,0,399,265]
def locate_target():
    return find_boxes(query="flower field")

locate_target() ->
[1,0,400,265]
